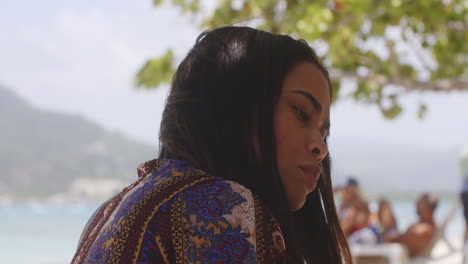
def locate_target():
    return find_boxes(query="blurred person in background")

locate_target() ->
[381,193,439,257]
[335,177,371,237]
[71,27,352,263]
[346,204,382,245]
[376,198,398,238]
[459,145,468,263]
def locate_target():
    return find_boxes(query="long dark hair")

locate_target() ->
[159,26,351,263]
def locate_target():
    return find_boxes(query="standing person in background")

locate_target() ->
[71,26,352,263]
[460,146,468,263]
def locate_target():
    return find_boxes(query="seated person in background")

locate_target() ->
[335,177,375,239]
[347,204,382,245]
[380,193,439,257]
[458,145,468,263]
[376,199,398,236]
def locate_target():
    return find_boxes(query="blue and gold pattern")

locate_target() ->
[71,159,285,264]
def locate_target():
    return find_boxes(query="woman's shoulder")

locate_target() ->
[136,159,263,209]
[162,168,285,263]
[72,159,285,264]
[72,158,214,263]
[85,159,261,224]
[134,158,264,210]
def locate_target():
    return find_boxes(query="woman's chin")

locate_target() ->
[289,198,306,212]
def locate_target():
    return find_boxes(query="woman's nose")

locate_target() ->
[307,139,328,162]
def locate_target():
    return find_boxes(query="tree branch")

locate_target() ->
[447,21,468,32]
[403,28,436,72]
[330,69,468,92]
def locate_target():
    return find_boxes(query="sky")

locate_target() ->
[2,0,468,152]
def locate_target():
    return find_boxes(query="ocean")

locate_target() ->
[0,199,465,264]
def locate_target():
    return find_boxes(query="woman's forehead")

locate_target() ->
[282,61,331,107]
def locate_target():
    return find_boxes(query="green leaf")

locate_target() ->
[381,102,403,119]
[331,79,341,104]
[399,65,417,79]
[417,103,427,119]
[136,49,175,88]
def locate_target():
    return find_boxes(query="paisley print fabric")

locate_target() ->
[71,159,286,263]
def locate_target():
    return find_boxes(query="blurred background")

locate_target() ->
[1,0,467,263]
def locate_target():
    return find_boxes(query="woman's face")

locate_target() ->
[274,61,331,212]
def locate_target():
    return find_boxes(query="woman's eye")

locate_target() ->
[294,106,309,122]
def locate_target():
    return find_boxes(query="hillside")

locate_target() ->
[0,85,461,201]
[0,85,157,200]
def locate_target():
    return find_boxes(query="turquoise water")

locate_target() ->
[0,200,464,264]
[0,203,100,264]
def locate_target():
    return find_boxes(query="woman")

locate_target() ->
[72,26,351,263]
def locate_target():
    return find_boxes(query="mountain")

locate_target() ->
[0,85,157,200]
[0,85,461,201]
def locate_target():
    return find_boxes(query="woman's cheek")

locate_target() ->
[274,110,292,144]
[274,121,288,149]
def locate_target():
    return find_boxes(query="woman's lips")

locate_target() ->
[299,164,321,187]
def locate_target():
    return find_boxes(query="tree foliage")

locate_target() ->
[138,0,468,119]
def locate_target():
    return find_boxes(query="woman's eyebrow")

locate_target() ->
[291,90,322,113]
